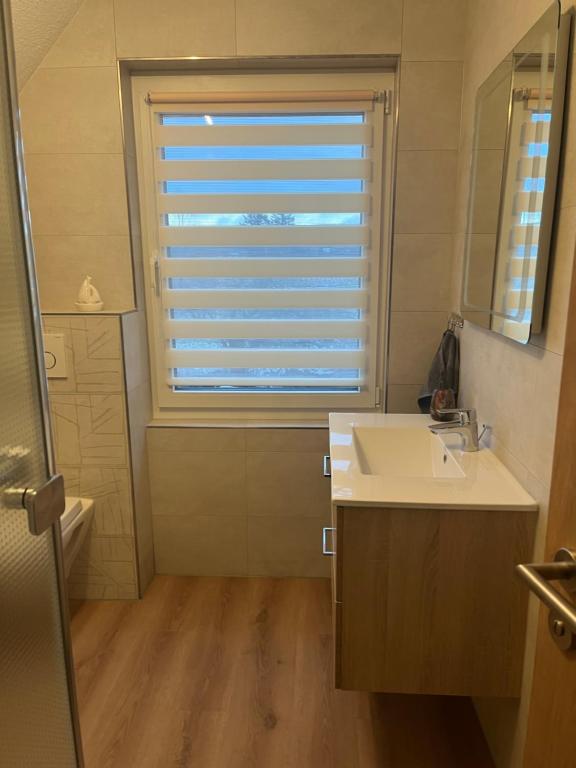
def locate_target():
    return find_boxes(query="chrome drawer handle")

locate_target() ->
[516,547,576,651]
[322,527,335,556]
[323,455,331,477]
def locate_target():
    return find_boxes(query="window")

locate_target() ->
[133,73,393,413]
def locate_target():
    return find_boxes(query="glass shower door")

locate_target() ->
[0,0,82,765]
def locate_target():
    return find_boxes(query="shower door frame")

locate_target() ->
[0,0,84,763]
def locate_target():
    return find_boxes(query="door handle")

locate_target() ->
[4,473,65,536]
[516,547,576,651]
[322,527,335,556]
[323,455,331,477]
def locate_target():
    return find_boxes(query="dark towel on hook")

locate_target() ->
[417,329,460,414]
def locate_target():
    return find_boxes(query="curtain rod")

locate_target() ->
[514,87,553,101]
[146,90,381,105]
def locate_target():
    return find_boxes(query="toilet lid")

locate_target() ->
[60,497,83,533]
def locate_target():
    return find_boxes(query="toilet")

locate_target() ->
[60,497,95,577]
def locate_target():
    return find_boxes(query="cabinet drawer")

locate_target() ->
[334,504,536,697]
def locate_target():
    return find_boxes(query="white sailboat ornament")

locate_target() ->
[75,275,104,312]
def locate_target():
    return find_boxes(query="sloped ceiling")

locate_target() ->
[10,0,83,85]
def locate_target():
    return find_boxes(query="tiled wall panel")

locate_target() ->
[147,427,331,578]
[20,0,466,405]
[43,314,149,599]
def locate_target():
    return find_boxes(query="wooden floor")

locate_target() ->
[71,576,494,768]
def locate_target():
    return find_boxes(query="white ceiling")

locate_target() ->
[10,0,83,85]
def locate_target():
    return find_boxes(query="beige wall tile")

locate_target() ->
[51,392,128,466]
[401,0,466,62]
[44,314,124,393]
[127,381,154,593]
[147,426,246,453]
[247,516,330,577]
[41,0,116,68]
[395,151,458,234]
[148,450,246,516]
[388,311,450,385]
[26,154,129,236]
[153,515,247,576]
[68,533,138,599]
[398,62,463,150]
[391,234,453,311]
[245,428,328,453]
[386,384,422,414]
[459,321,562,489]
[246,452,330,517]
[122,310,150,393]
[21,67,122,154]
[35,235,135,312]
[78,535,134,564]
[113,0,236,58]
[59,465,134,535]
[236,0,402,55]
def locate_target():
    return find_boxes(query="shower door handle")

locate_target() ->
[4,472,65,535]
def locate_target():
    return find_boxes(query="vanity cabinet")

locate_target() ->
[330,503,537,698]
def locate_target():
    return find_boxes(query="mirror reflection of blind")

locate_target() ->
[150,103,379,394]
[502,100,550,340]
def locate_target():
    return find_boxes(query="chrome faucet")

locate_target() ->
[428,408,480,452]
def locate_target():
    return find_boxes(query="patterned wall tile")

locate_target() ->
[43,313,143,600]
[50,393,128,466]
[68,534,138,600]
[44,315,123,393]
[59,465,134,535]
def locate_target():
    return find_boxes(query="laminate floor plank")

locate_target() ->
[71,576,494,768]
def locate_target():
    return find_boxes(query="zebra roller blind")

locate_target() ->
[141,87,388,407]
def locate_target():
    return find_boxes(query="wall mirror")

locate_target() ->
[461,2,571,344]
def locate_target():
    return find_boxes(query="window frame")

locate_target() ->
[132,70,395,417]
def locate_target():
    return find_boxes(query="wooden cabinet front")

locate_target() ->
[333,504,537,697]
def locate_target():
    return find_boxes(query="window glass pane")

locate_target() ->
[163,145,363,160]
[164,179,364,194]
[167,246,363,259]
[173,339,361,350]
[161,113,364,126]
[165,213,362,227]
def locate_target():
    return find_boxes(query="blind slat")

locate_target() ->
[167,349,363,368]
[163,288,367,309]
[168,376,364,386]
[513,191,544,213]
[156,158,371,181]
[507,257,537,280]
[155,123,372,147]
[159,225,369,247]
[511,227,540,247]
[165,319,366,339]
[520,122,550,145]
[517,157,547,178]
[162,257,368,278]
[158,193,370,214]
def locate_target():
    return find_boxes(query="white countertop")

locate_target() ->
[329,413,538,511]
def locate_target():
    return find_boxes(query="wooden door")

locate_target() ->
[522,262,576,767]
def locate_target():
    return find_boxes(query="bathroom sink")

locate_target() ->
[328,413,538,510]
[353,426,465,479]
